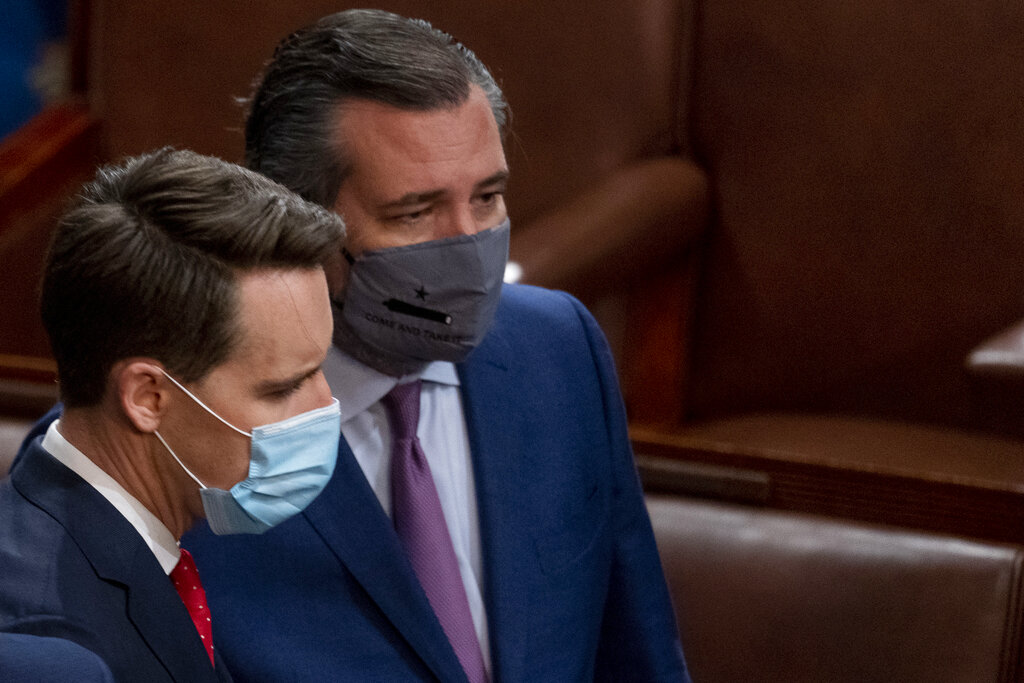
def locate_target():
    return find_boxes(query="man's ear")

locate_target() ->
[113,360,169,433]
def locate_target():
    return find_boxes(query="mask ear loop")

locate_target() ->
[154,430,208,490]
[160,370,252,437]
[155,370,252,492]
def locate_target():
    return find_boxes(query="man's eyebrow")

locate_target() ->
[382,189,445,210]
[379,170,510,210]
[254,365,322,394]
[476,170,509,191]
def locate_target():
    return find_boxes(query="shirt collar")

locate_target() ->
[43,420,181,574]
[323,345,460,423]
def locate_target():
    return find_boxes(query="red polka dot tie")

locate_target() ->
[170,548,215,666]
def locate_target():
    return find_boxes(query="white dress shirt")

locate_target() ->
[322,346,491,671]
[42,420,181,575]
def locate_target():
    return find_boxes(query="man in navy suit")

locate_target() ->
[0,149,344,681]
[182,10,690,682]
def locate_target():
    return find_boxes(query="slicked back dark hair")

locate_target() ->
[41,147,345,407]
[245,8,509,208]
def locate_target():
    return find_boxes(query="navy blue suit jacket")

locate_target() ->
[15,285,688,681]
[185,285,687,681]
[0,441,233,682]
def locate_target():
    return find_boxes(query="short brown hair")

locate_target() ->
[41,148,344,407]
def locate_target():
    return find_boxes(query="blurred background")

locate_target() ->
[4,0,1022,429]
[1,0,68,139]
[3,2,1024,678]
[3,0,1024,460]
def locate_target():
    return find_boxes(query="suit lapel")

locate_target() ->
[213,650,235,682]
[13,444,222,683]
[122,545,228,682]
[458,328,531,683]
[300,437,468,682]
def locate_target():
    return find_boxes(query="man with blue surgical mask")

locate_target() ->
[0,148,344,682]
[179,10,691,683]
[16,10,690,682]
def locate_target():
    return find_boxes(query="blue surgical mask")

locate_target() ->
[155,372,341,535]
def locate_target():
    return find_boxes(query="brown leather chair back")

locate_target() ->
[649,494,1024,682]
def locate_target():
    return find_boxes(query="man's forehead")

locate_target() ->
[226,268,332,370]
[333,89,503,168]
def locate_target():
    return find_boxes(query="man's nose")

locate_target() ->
[310,372,333,408]
[439,206,482,239]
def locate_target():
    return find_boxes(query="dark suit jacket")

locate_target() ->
[14,285,688,681]
[184,284,688,682]
[0,441,233,683]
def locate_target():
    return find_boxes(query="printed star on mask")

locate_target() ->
[414,286,429,300]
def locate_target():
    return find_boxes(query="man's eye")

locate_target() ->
[392,206,432,223]
[268,383,302,400]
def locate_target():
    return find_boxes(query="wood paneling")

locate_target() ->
[634,423,1024,546]
[0,101,101,384]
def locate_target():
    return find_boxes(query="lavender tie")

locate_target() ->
[383,380,488,683]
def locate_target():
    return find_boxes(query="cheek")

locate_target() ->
[195,428,252,490]
[326,259,351,300]
[333,192,379,253]
[348,223,412,252]
[217,437,253,489]
[322,251,349,297]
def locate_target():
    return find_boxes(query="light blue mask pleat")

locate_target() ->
[202,398,341,535]
[201,488,268,535]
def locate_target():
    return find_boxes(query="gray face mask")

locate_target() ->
[332,220,510,376]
